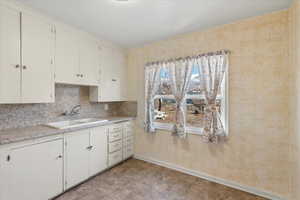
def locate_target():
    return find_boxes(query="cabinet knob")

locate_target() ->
[86,146,93,150]
[76,74,80,77]
[112,79,117,82]
[15,64,20,69]
[56,155,62,159]
[81,74,84,78]
[22,65,27,70]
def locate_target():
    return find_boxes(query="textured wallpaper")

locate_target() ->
[0,84,137,130]
[128,10,292,199]
[289,1,300,200]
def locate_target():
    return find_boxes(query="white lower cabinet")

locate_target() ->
[123,122,134,159]
[89,127,108,176]
[0,121,133,200]
[107,122,134,167]
[108,150,123,166]
[1,138,63,200]
[64,127,108,189]
[65,129,90,189]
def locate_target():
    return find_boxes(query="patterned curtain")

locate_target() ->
[144,64,161,133]
[197,52,228,143]
[169,60,194,138]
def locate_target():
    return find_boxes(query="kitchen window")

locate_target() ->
[153,64,228,135]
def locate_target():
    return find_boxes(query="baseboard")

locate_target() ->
[134,154,285,200]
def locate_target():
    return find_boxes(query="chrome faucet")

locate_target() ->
[63,105,81,116]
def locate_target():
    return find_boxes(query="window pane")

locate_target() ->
[186,98,222,128]
[188,65,203,95]
[154,97,175,123]
[187,64,224,96]
[157,68,172,95]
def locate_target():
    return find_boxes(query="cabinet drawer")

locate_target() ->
[124,130,133,138]
[124,122,133,129]
[125,126,133,132]
[109,131,122,142]
[108,150,122,166]
[109,125,123,133]
[124,136,133,146]
[109,140,122,153]
[123,145,134,159]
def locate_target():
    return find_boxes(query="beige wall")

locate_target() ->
[128,10,293,199]
[290,0,300,200]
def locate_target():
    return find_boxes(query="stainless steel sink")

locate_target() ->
[45,118,109,129]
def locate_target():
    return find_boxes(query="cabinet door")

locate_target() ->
[79,37,100,86]
[55,25,80,84]
[0,5,21,104]
[65,130,90,189]
[99,46,119,101]
[89,127,108,176]
[98,45,108,101]
[5,139,63,200]
[114,48,127,101]
[21,12,55,103]
[91,45,127,102]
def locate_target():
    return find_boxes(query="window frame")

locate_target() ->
[153,68,229,136]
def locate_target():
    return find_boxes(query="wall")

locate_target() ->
[128,10,292,199]
[289,0,300,199]
[0,84,137,130]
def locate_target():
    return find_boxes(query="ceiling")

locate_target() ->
[17,0,292,47]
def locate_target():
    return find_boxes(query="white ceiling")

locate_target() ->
[17,0,292,47]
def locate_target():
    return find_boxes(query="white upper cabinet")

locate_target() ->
[0,1,127,104]
[0,5,55,104]
[55,28,100,86]
[90,45,127,102]
[55,25,79,85]
[79,35,100,86]
[21,12,55,103]
[0,5,21,104]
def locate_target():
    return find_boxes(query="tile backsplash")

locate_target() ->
[0,84,137,130]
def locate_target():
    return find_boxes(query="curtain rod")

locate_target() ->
[145,49,231,67]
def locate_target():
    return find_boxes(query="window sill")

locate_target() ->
[153,122,204,136]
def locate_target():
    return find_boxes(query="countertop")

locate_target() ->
[0,117,134,146]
